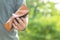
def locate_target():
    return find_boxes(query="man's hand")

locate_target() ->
[12,14,28,31]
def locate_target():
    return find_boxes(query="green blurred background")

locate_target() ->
[19,0,60,40]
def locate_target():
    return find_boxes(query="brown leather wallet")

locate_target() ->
[4,4,29,32]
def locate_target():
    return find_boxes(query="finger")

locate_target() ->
[21,17,28,25]
[21,17,26,24]
[14,19,19,26]
[13,23,25,31]
[12,23,19,30]
[14,19,25,28]
[14,19,22,29]
[12,14,20,18]
[16,18,25,26]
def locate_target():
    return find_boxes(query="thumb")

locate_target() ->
[12,14,20,18]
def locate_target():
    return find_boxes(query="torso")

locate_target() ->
[0,0,18,40]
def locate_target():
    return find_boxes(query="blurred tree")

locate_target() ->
[19,0,60,40]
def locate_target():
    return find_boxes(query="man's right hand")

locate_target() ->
[12,14,28,31]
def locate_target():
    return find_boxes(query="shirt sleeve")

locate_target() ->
[15,0,26,11]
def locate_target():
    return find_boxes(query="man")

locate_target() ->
[0,0,28,40]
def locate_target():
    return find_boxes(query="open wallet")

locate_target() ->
[4,4,29,32]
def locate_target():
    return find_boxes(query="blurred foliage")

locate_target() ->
[19,0,60,40]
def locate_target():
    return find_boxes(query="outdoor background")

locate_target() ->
[19,0,60,40]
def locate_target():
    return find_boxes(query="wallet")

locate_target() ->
[4,4,29,32]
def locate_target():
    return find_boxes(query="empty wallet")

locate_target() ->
[4,4,29,32]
